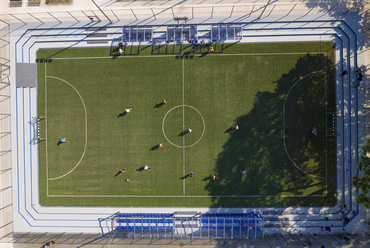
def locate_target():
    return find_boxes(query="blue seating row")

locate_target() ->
[117,213,173,218]
[116,226,173,230]
[117,219,173,224]
[201,226,260,231]
[201,212,257,218]
[201,219,258,224]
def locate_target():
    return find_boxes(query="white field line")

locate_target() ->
[283,70,326,179]
[162,105,206,148]
[47,52,326,60]
[47,194,326,198]
[46,76,88,181]
[45,53,328,197]
[325,54,328,194]
[45,62,49,196]
[183,58,185,196]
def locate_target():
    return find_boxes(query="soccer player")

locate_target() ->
[232,125,239,130]
[211,174,218,180]
[310,128,317,135]
[159,143,164,148]
[125,108,133,113]
[190,172,194,178]
[144,165,150,170]
[60,138,68,143]
[118,168,127,175]
[162,99,167,104]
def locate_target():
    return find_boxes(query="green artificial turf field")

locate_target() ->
[37,42,336,207]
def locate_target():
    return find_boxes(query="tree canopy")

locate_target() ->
[353,139,370,209]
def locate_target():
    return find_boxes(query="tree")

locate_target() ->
[353,139,370,208]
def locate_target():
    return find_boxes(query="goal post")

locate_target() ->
[32,117,46,141]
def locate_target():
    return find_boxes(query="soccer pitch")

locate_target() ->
[37,42,336,208]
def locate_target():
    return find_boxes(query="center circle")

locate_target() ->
[162,105,205,148]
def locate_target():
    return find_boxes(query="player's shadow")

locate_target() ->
[224,127,234,134]
[113,170,123,177]
[202,176,212,181]
[181,174,191,180]
[178,130,189,136]
[136,167,145,172]
[117,112,127,118]
[154,102,165,108]
[57,141,63,146]
[149,145,160,151]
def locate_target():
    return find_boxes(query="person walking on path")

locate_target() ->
[42,240,56,248]
[341,71,348,76]
[353,82,361,88]
[340,201,349,213]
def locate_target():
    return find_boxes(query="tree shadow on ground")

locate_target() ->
[206,53,336,208]
[298,0,369,50]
